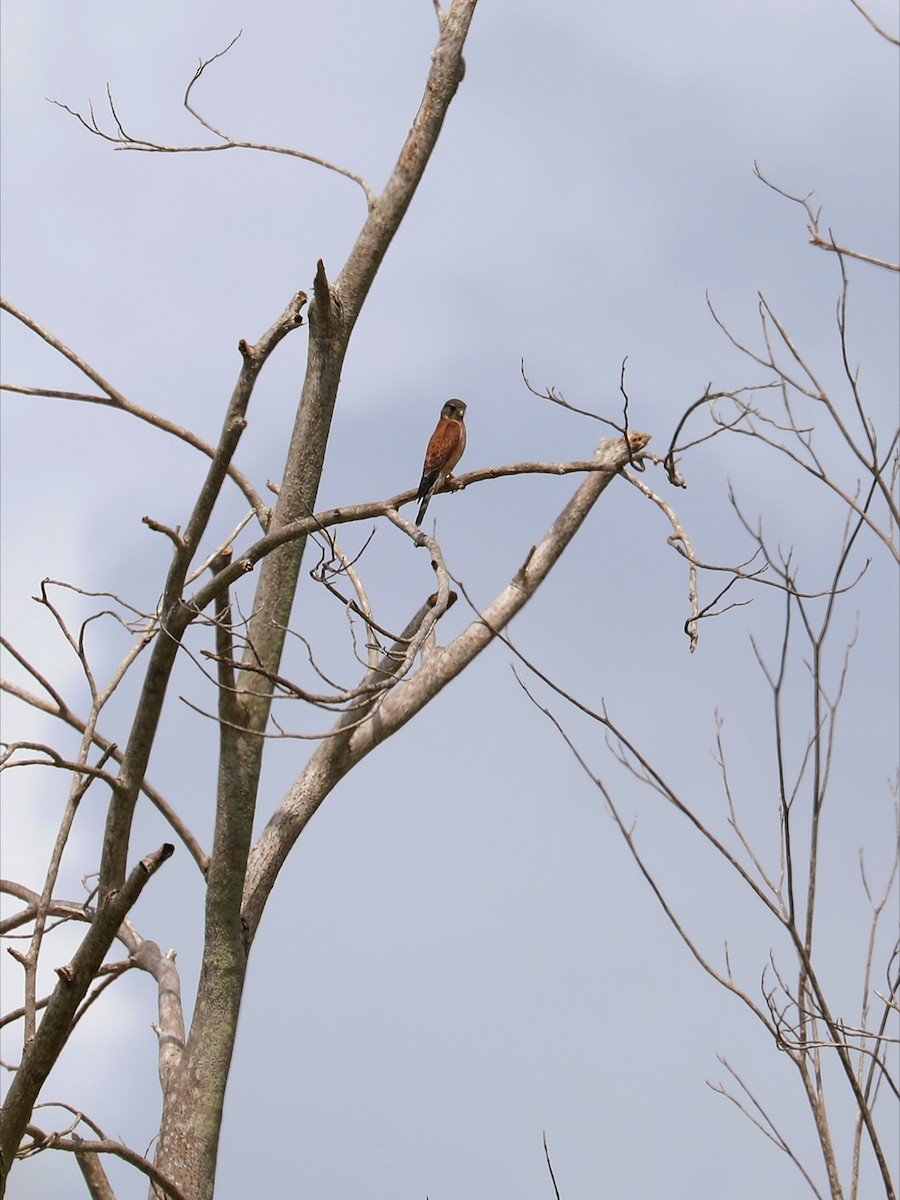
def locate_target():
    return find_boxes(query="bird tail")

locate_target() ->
[415,492,432,527]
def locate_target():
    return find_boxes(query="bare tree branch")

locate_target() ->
[0,297,272,525]
[48,33,377,208]
[845,0,900,44]
[709,1057,828,1200]
[241,432,651,936]
[22,1115,185,1200]
[753,164,899,271]
[1,845,174,1172]
[543,1131,562,1200]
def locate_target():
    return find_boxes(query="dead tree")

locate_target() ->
[0,7,656,1196]
[520,146,899,1200]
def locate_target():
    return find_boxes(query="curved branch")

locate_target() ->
[0,298,269,525]
[48,33,376,208]
[241,432,649,936]
[185,445,653,614]
[0,844,174,1175]
[846,0,900,44]
[22,1123,185,1200]
[0,672,208,874]
[753,163,899,271]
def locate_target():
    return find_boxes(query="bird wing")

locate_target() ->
[417,417,463,501]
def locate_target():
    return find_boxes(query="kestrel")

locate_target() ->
[415,399,468,527]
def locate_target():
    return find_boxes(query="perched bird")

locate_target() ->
[415,399,468,527]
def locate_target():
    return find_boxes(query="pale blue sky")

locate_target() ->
[1,3,898,1198]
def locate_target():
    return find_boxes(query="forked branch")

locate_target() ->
[48,33,377,208]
